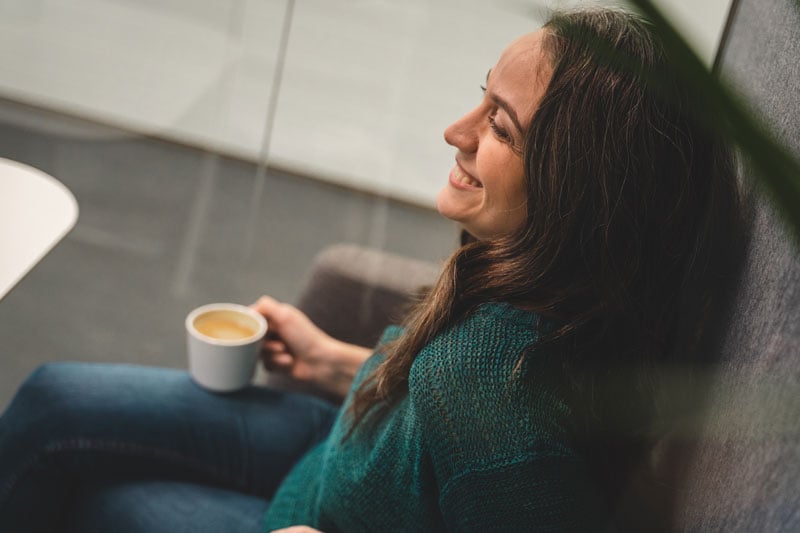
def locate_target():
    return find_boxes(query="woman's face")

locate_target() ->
[437,30,552,240]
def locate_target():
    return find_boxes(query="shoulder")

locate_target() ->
[410,302,543,385]
[452,301,541,335]
[408,302,574,458]
[432,302,542,348]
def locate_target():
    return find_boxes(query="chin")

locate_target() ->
[435,187,483,237]
[435,188,456,220]
[436,197,465,228]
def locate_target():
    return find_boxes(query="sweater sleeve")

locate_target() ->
[408,304,602,531]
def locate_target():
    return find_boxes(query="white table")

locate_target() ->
[0,157,79,300]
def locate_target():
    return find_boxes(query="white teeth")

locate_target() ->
[454,166,482,187]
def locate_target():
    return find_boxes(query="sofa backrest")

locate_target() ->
[646,0,800,529]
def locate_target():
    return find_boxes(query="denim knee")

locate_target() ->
[5,361,88,419]
[2,364,75,448]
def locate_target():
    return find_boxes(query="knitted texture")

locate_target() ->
[263,303,602,532]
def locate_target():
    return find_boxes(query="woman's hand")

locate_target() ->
[251,296,372,400]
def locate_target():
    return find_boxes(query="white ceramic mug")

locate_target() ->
[185,303,268,392]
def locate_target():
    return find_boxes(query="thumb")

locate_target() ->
[251,296,284,321]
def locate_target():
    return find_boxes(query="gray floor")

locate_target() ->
[0,100,457,410]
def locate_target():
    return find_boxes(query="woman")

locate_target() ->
[0,7,740,532]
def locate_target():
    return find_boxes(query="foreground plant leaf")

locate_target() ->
[626,0,800,243]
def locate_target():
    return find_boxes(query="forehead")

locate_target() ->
[499,30,548,67]
[489,30,552,127]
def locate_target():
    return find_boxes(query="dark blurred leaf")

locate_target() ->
[628,0,800,243]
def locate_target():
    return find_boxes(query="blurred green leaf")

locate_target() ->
[628,0,800,243]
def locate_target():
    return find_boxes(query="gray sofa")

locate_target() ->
[289,0,800,529]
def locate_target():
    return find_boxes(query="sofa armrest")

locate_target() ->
[294,243,441,349]
[256,243,441,398]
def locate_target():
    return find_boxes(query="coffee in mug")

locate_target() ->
[186,303,268,392]
[193,310,259,340]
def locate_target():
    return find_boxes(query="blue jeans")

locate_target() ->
[0,362,339,533]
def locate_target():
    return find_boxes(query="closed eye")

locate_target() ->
[481,84,521,151]
[488,114,512,142]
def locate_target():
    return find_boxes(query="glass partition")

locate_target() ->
[0,0,733,206]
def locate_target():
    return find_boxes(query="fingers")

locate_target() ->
[261,353,291,373]
[260,339,292,371]
[259,341,312,382]
[263,352,294,372]
[262,339,287,353]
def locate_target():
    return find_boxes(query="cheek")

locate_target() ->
[479,151,526,207]
[507,170,528,206]
[490,164,528,232]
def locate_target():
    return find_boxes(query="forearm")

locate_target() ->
[316,338,373,399]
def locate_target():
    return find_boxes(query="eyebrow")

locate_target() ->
[485,69,524,135]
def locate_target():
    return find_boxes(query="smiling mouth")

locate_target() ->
[452,165,483,188]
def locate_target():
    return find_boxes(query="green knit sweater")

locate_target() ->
[263,303,602,532]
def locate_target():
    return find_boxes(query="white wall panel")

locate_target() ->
[0,0,732,207]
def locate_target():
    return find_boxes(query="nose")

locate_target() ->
[444,106,481,153]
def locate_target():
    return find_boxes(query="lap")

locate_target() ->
[73,481,270,533]
[1,362,339,498]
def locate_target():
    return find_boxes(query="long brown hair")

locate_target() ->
[348,6,741,465]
